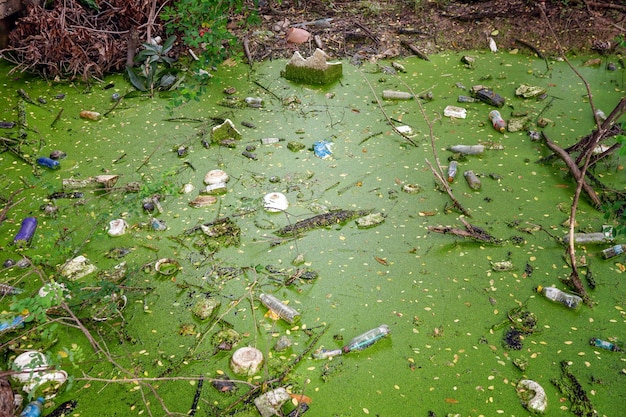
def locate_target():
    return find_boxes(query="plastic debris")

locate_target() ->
[517,379,547,413]
[313,140,333,159]
[58,255,97,280]
[443,105,467,119]
[230,347,263,376]
[254,387,291,417]
[259,293,301,323]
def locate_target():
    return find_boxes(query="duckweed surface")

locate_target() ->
[1,51,625,417]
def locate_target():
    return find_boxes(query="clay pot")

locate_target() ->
[286,27,311,44]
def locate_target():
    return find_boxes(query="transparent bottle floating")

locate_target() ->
[447,161,458,183]
[537,285,582,310]
[259,293,300,324]
[312,324,391,359]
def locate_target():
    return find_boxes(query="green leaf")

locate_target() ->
[126,66,147,92]
[162,35,177,53]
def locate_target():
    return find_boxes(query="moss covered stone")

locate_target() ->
[282,49,342,85]
[211,119,242,144]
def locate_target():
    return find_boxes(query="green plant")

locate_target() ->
[126,35,179,97]
[160,0,259,68]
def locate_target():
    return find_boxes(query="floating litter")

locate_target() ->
[313,140,333,159]
[263,192,289,212]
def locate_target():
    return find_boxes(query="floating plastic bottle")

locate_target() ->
[457,95,477,103]
[13,217,37,245]
[589,337,622,352]
[566,231,614,245]
[537,285,582,310]
[448,144,484,155]
[489,110,506,133]
[20,397,44,417]
[79,110,100,120]
[259,293,301,324]
[464,170,481,190]
[312,325,391,359]
[343,324,390,353]
[601,244,626,259]
[260,137,283,145]
[36,157,60,169]
[447,161,458,183]
[382,90,413,100]
[244,97,264,108]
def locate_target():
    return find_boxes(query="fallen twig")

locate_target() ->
[400,40,430,61]
[428,217,503,243]
[0,188,24,225]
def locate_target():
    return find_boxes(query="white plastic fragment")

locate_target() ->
[517,379,547,413]
[254,387,291,417]
[263,192,289,212]
[443,105,467,119]
[58,255,97,281]
[108,219,128,237]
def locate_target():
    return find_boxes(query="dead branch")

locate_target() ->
[541,131,602,207]
[428,217,503,244]
[0,188,24,225]
[400,40,429,61]
[393,76,471,217]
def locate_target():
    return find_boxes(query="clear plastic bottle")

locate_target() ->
[489,110,506,133]
[260,137,283,145]
[537,285,582,310]
[448,144,484,155]
[259,293,301,324]
[447,161,458,183]
[343,324,390,353]
[601,244,626,259]
[382,90,413,100]
[20,397,44,417]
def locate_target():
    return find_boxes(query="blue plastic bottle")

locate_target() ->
[36,157,60,169]
[20,397,44,417]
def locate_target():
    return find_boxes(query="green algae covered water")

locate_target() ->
[0,50,625,417]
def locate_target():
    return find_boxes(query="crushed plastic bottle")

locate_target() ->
[36,157,60,169]
[489,110,506,133]
[537,285,582,310]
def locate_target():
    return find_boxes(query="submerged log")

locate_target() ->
[275,209,371,236]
